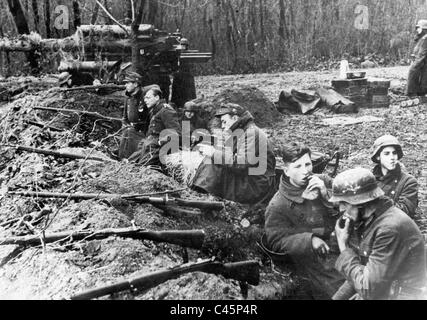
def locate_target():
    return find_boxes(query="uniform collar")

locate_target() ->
[373,163,402,181]
[279,175,306,204]
[150,99,166,115]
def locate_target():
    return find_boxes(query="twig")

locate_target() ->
[95,0,130,36]
[130,0,135,22]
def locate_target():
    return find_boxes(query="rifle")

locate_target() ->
[3,145,112,162]
[70,258,260,300]
[0,227,205,250]
[33,106,122,123]
[8,191,225,211]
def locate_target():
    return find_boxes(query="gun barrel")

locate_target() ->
[11,145,107,162]
[0,227,205,250]
[71,259,259,300]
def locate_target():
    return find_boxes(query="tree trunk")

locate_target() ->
[6,0,40,74]
[132,0,147,76]
[73,0,81,30]
[259,0,265,45]
[45,0,51,38]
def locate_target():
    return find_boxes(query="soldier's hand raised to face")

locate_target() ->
[306,176,328,199]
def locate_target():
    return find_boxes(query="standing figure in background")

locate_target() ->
[407,20,427,96]
[371,135,419,218]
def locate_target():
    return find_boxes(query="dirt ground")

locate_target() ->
[0,65,426,300]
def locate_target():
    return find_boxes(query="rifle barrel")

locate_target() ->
[0,228,205,250]
[12,145,108,162]
[71,259,259,300]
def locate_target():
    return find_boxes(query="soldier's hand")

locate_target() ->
[335,218,350,253]
[199,145,216,157]
[312,236,330,258]
[306,176,327,199]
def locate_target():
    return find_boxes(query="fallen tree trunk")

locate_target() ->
[0,228,205,250]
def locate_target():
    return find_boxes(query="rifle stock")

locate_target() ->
[0,228,205,250]
[70,259,259,300]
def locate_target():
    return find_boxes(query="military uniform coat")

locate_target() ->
[335,197,426,300]
[118,89,149,159]
[373,164,419,218]
[192,112,276,205]
[129,100,181,166]
[264,175,345,298]
[407,34,427,95]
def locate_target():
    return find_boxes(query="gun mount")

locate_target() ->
[0,25,212,107]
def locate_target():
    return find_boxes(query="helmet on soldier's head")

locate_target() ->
[183,101,198,112]
[58,72,72,86]
[124,71,143,84]
[416,20,427,30]
[329,168,384,205]
[370,135,403,164]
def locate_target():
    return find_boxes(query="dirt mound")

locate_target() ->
[195,86,281,129]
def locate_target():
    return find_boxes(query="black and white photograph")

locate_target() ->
[0,0,426,306]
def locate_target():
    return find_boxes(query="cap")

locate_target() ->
[215,103,247,117]
[124,71,143,84]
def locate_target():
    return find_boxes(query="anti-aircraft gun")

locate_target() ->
[0,25,212,107]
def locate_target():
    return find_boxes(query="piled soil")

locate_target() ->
[0,87,293,300]
[195,86,281,129]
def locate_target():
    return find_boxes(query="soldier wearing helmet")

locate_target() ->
[371,135,419,217]
[332,168,426,300]
[406,19,427,96]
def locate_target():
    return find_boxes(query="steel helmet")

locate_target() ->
[371,135,403,163]
[183,101,198,112]
[58,72,72,86]
[416,20,427,29]
[329,168,385,205]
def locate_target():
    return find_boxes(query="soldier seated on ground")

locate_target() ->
[263,143,345,300]
[58,71,95,88]
[191,103,276,205]
[117,72,156,160]
[331,168,426,300]
[370,135,419,218]
[128,87,181,168]
[181,101,209,148]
